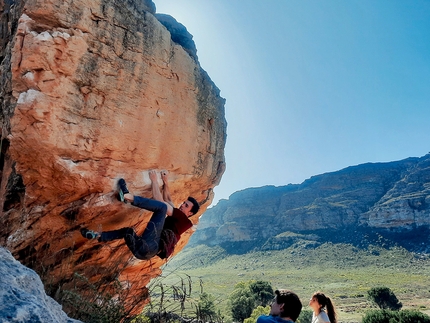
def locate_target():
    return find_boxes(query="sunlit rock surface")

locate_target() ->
[0,0,226,314]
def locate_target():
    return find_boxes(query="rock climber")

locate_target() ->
[80,170,200,260]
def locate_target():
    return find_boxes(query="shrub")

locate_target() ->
[297,309,313,323]
[362,309,393,323]
[229,280,274,322]
[362,309,430,323]
[249,281,274,307]
[367,286,402,310]
[195,292,222,322]
[398,310,430,323]
[229,282,255,322]
[243,305,270,323]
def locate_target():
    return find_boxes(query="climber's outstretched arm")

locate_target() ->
[161,170,175,208]
[149,170,173,216]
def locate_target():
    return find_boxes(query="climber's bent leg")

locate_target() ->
[132,196,167,241]
[99,227,136,242]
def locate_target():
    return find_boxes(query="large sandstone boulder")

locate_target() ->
[0,0,226,315]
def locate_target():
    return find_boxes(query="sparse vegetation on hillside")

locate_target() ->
[161,242,430,322]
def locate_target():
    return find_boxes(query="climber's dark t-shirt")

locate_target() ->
[158,208,193,259]
[163,208,193,240]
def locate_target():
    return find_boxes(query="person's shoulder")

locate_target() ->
[257,315,289,323]
[319,311,330,321]
[172,208,190,221]
[172,208,191,219]
[172,208,184,217]
[256,315,274,323]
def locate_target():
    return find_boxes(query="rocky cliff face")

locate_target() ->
[0,0,226,315]
[0,247,83,323]
[190,155,430,250]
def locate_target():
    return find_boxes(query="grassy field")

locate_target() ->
[149,243,430,323]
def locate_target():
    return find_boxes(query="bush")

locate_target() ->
[362,309,430,323]
[243,306,270,323]
[398,310,430,323]
[249,281,274,307]
[362,309,393,323]
[229,280,274,322]
[367,286,402,310]
[297,309,313,323]
[229,282,255,322]
[195,292,222,322]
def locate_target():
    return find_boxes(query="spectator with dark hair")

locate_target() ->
[257,289,303,323]
[309,291,337,323]
[80,170,200,260]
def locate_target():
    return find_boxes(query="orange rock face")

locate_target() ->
[0,0,226,314]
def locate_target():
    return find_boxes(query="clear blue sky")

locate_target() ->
[155,1,430,205]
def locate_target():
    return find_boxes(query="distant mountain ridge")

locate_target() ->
[189,154,430,253]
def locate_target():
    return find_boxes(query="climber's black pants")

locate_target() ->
[99,196,167,260]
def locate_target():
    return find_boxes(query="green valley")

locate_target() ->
[152,243,430,323]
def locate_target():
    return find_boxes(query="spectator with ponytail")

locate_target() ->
[309,291,337,323]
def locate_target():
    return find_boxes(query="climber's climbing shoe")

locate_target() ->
[80,228,99,240]
[118,178,129,203]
